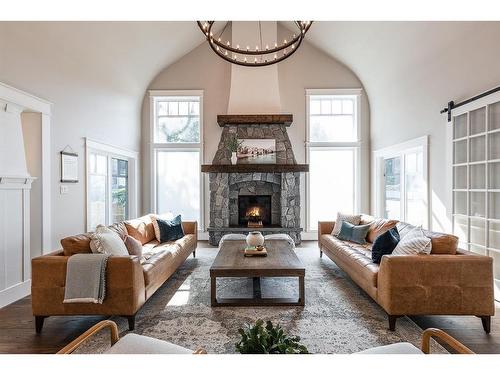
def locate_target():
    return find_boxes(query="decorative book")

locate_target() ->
[244,246,268,257]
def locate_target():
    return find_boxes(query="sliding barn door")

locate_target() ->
[451,96,500,299]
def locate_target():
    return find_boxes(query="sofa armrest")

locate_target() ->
[318,221,335,247]
[182,221,197,239]
[377,254,495,316]
[31,254,145,316]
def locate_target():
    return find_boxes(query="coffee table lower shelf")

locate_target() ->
[210,276,305,307]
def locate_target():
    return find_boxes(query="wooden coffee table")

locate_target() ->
[210,240,305,307]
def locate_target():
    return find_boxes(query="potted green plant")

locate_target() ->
[225,135,243,164]
[235,320,309,354]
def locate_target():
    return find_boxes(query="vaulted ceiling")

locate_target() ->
[3,21,499,113]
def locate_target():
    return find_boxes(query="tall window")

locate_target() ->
[451,98,500,299]
[150,91,203,225]
[86,139,137,231]
[374,137,428,227]
[306,89,361,231]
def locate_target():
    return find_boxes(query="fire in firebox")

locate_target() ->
[246,205,263,228]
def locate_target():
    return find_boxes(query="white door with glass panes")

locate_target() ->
[150,91,203,225]
[374,137,428,228]
[87,146,134,231]
[451,94,500,300]
[379,145,427,227]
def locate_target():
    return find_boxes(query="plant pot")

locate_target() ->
[246,231,264,247]
[231,152,237,165]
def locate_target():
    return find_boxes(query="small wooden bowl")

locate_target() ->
[255,245,265,252]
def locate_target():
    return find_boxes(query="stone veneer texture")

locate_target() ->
[208,121,302,246]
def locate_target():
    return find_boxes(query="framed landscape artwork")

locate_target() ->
[237,139,276,164]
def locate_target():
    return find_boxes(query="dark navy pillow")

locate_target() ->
[371,227,400,264]
[157,215,184,243]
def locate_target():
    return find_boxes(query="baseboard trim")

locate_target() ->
[0,280,31,309]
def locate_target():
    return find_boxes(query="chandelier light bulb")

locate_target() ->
[244,57,247,62]
[274,53,277,60]
[292,44,295,49]
[254,57,257,63]
[227,41,230,46]
[274,42,278,47]
[266,45,269,50]
[246,46,249,51]
[236,44,240,49]
[218,37,221,42]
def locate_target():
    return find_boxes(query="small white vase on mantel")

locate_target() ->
[231,152,237,165]
[246,231,265,247]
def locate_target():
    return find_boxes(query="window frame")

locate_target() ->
[149,90,204,229]
[85,138,138,231]
[305,88,362,232]
[373,136,429,227]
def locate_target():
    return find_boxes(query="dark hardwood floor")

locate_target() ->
[1,241,499,354]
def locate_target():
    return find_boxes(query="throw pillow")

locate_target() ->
[337,221,371,245]
[392,226,432,255]
[150,214,174,242]
[107,222,128,240]
[366,218,399,243]
[331,213,362,236]
[371,227,400,264]
[89,225,129,256]
[124,235,143,257]
[156,215,185,243]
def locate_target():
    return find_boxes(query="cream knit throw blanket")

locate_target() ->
[63,253,109,304]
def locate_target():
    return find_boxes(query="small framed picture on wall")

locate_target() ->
[60,150,78,183]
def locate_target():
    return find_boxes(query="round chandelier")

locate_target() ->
[196,21,313,67]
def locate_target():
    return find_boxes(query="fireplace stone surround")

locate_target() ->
[204,114,307,246]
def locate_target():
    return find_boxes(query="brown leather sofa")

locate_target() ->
[318,215,495,332]
[31,215,197,333]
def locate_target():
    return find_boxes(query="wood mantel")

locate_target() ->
[217,114,293,127]
[201,164,309,173]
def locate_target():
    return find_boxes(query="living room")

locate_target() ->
[1,0,500,372]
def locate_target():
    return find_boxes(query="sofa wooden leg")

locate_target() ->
[319,250,323,258]
[35,316,46,334]
[126,315,136,331]
[480,316,491,333]
[388,315,398,331]
[193,250,196,258]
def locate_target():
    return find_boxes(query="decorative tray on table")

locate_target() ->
[244,246,268,257]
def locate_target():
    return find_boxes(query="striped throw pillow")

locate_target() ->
[392,226,432,255]
[332,213,362,236]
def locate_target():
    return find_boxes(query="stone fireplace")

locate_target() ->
[202,114,308,246]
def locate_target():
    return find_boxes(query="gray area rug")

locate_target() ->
[76,244,446,354]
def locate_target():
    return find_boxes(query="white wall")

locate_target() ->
[306,21,500,232]
[141,28,370,231]
[0,23,141,248]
